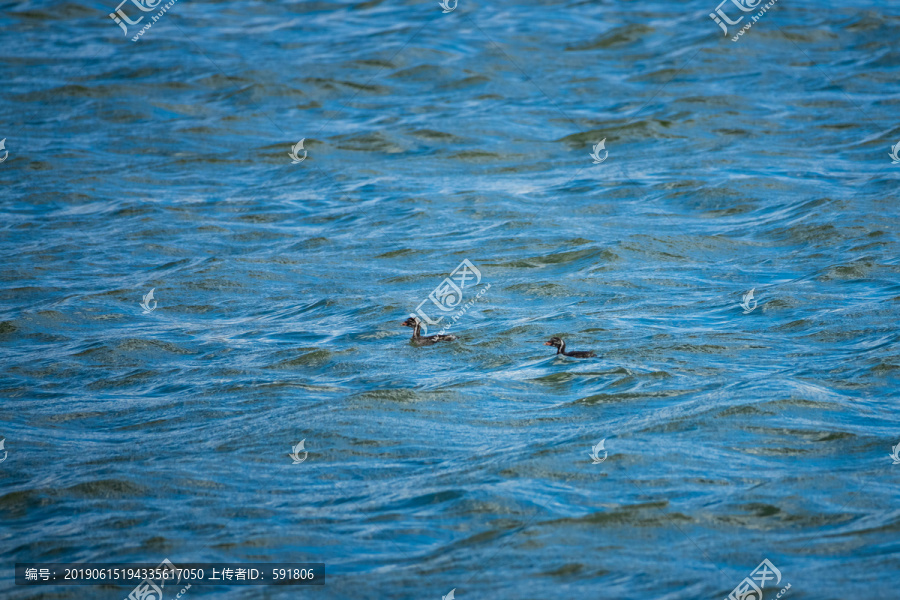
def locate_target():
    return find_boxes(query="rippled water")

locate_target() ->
[2,0,900,598]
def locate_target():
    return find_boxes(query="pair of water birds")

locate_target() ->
[400,317,596,358]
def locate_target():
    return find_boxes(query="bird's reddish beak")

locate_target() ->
[544,341,552,345]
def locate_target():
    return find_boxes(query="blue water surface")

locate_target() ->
[1,0,899,598]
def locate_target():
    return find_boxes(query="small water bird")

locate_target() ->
[402,316,457,346]
[544,336,595,358]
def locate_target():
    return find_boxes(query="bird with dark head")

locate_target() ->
[402,316,458,346]
[544,336,595,358]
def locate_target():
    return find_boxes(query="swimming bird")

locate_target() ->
[544,336,595,358]
[402,316,457,346]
